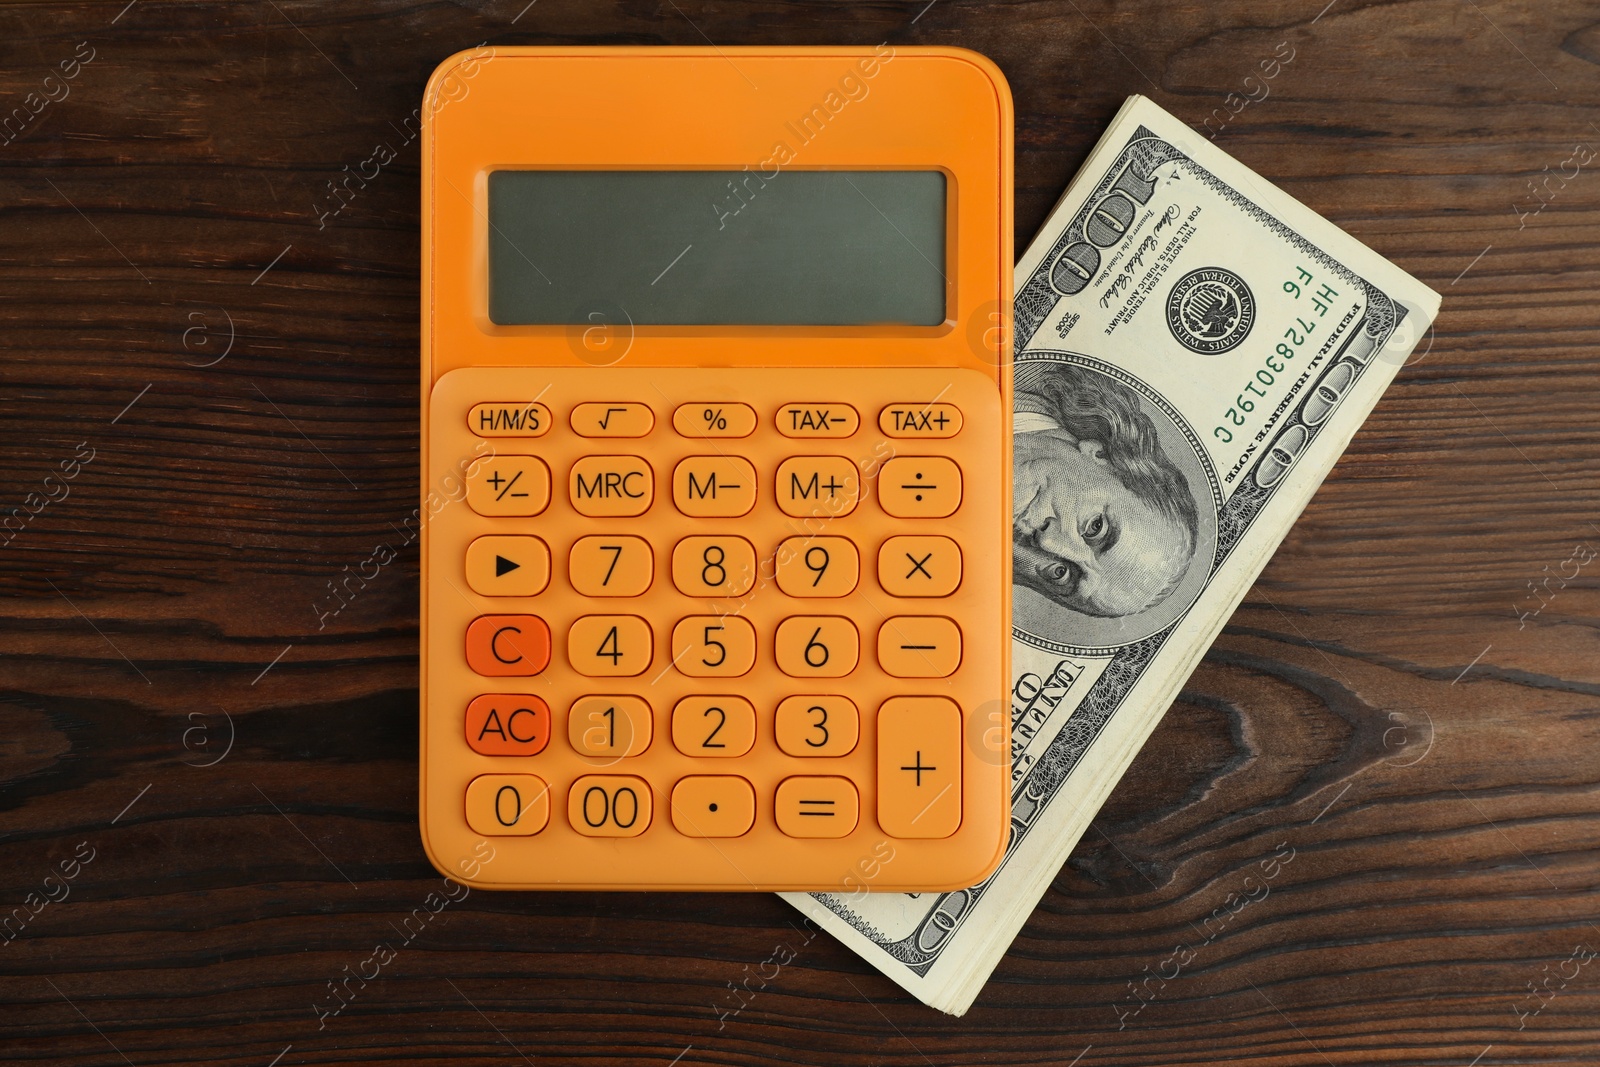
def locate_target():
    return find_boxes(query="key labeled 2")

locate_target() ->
[672,695,756,757]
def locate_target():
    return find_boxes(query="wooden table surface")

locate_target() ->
[4,1,1598,1064]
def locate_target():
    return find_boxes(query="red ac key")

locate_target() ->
[465,694,551,755]
[465,615,551,676]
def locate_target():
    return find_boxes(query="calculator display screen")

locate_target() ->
[486,170,946,326]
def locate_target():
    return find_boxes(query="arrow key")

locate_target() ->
[466,535,550,597]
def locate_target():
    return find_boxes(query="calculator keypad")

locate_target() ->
[425,366,1005,890]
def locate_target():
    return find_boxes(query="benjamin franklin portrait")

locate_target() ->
[1013,361,1201,619]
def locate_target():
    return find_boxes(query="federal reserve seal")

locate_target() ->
[1165,267,1255,354]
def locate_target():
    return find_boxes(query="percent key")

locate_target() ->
[674,402,756,439]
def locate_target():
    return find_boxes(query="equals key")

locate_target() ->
[776,777,858,838]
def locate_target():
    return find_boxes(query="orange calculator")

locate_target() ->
[420,46,1013,891]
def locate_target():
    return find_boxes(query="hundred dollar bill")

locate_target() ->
[783,95,1441,1015]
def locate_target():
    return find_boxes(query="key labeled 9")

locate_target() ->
[775,536,858,597]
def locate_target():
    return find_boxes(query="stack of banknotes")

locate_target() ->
[784,94,1441,1015]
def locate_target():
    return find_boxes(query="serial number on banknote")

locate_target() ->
[1214,267,1343,444]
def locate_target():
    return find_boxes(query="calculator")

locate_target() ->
[419,46,1013,891]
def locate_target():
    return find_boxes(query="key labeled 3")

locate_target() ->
[774,694,858,756]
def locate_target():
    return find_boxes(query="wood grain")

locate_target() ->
[3,1,1599,1064]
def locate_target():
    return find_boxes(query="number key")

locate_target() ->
[465,774,550,836]
[672,536,755,597]
[568,615,652,676]
[567,695,652,758]
[569,535,653,597]
[671,696,756,757]
[776,536,858,598]
[774,694,858,756]
[671,616,756,677]
[774,616,858,678]
[568,775,651,837]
